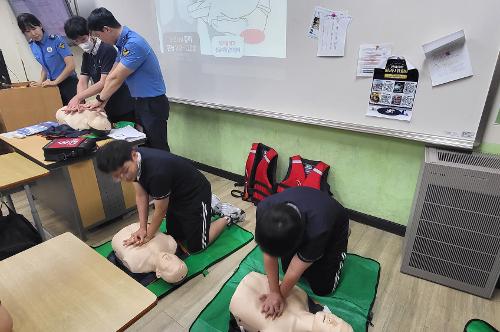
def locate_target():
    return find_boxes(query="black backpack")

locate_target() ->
[0,204,42,260]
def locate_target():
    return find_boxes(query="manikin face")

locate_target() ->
[90,27,115,45]
[24,25,43,42]
[111,151,139,182]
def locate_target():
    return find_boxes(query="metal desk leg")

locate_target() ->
[24,184,47,241]
[3,194,16,212]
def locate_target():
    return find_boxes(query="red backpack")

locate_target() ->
[276,155,332,194]
[232,143,278,204]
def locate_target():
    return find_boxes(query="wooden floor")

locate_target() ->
[7,172,500,332]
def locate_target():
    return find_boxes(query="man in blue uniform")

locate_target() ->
[17,13,77,105]
[86,8,170,151]
[63,16,135,123]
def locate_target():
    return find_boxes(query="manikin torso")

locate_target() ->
[112,223,188,283]
[229,272,353,332]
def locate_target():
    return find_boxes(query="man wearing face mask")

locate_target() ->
[63,16,135,123]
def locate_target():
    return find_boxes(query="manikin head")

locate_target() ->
[87,7,122,45]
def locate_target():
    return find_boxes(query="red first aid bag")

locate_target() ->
[43,137,97,162]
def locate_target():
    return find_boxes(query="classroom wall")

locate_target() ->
[1,3,498,226]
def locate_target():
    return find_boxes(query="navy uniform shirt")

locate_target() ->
[81,41,134,120]
[136,147,208,207]
[115,26,166,98]
[29,33,75,81]
[257,187,349,262]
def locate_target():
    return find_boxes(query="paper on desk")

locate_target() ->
[108,126,146,142]
[317,14,352,57]
[422,30,473,86]
[308,6,347,39]
[357,43,392,77]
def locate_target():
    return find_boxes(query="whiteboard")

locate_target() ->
[79,0,500,149]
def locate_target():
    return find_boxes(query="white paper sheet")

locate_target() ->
[317,14,352,57]
[307,6,347,39]
[356,43,392,77]
[422,30,473,86]
[108,126,146,142]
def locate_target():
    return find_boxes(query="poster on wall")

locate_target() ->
[366,57,419,122]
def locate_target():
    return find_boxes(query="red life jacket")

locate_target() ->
[276,155,331,194]
[232,143,278,204]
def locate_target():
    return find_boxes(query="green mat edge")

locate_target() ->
[464,319,499,332]
[189,246,381,332]
[91,223,255,299]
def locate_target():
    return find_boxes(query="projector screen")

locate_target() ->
[155,0,287,58]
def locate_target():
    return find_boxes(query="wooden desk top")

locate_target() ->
[0,233,157,332]
[0,135,112,168]
[0,153,49,191]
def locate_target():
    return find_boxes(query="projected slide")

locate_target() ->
[155,0,287,58]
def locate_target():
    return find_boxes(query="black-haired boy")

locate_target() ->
[63,16,135,123]
[255,186,349,319]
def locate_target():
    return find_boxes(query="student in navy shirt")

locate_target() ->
[96,141,242,253]
[86,8,170,151]
[255,187,349,319]
[17,13,77,105]
[63,16,135,123]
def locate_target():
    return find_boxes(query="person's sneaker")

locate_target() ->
[219,203,246,226]
[211,194,222,215]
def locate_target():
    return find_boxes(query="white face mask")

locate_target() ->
[78,38,95,53]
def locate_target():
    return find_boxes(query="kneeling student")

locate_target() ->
[255,186,349,319]
[96,141,243,253]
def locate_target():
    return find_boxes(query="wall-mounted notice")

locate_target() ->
[422,30,473,87]
[307,6,346,39]
[317,13,352,57]
[366,57,419,122]
[357,43,392,77]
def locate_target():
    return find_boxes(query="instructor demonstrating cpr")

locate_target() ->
[87,7,170,151]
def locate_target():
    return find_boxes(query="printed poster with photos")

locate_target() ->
[366,57,419,122]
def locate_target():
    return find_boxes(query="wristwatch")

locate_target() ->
[96,94,106,103]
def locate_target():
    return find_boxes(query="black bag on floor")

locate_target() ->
[0,204,42,260]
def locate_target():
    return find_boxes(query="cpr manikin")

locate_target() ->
[112,223,188,283]
[229,272,353,332]
[55,106,112,131]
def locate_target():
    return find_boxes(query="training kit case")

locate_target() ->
[43,137,96,161]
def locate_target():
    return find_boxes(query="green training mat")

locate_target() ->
[94,219,254,298]
[464,319,499,332]
[190,246,380,332]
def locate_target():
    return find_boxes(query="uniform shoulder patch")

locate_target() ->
[58,42,65,49]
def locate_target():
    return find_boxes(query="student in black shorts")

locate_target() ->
[96,141,243,252]
[63,16,135,123]
[255,186,349,319]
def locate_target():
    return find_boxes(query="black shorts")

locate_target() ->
[281,232,348,296]
[165,182,212,253]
